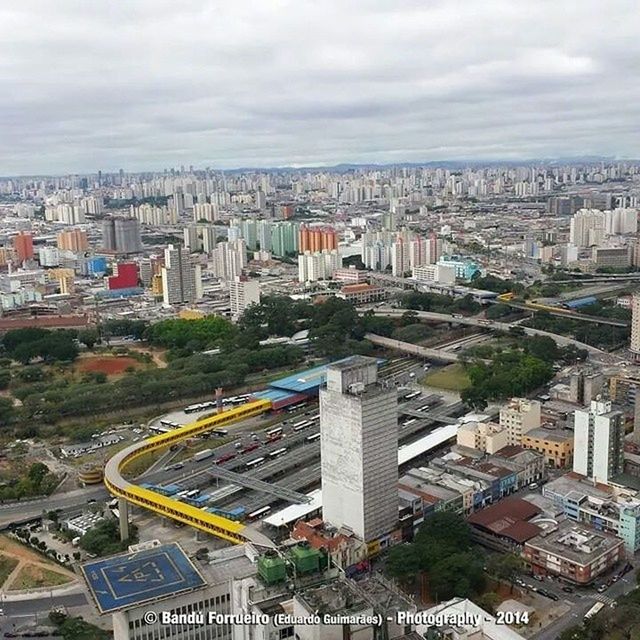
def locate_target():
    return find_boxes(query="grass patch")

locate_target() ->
[0,554,18,587]
[421,364,471,391]
[9,564,72,590]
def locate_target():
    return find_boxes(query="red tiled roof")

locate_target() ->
[468,497,541,533]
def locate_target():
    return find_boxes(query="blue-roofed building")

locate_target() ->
[82,543,260,639]
[251,357,386,410]
[81,542,206,614]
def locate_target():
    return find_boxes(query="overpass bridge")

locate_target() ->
[364,333,462,363]
[103,399,275,546]
[368,307,609,356]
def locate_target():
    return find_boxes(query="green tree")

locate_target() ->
[0,397,14,426]
[78,329,99,349]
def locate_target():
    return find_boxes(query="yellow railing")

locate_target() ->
[103,399,272,543]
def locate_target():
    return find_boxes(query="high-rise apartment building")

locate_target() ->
[297,250,342,282]
[211,239,247,281]
[631,293,640,361]
[271,222,299,257]
[256,220,272,252]
[298,225,338,253]
[12,231,33,263]
[499,398,541,446]
[320,356,398,542]
[573,400,624,483]
[390,237,410,277]
[255,188,266,210]
[56,228,88,253]
[38,246,60,267]
[229,276,260,320]
[569,209,606,247]
[183,224,216,254]
[102,217,141,254]
[161,244,203,306]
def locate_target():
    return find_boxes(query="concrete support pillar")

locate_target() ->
[118,498,130,541]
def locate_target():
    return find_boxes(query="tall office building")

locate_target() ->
[161,244,203,306]
[320,356,398,542]
[12,231,33,263]
[229,276,260,320]
[573,400,624,483]
[102,217,141,254]
[499,398,541,446]
[631,293,640,362]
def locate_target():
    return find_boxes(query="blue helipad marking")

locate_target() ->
[81,543,205,613]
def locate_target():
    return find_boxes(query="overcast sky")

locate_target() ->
[1,0,639,175]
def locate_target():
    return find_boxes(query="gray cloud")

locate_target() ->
[1,0,639,174]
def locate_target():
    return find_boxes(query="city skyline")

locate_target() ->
[2,0,639,175]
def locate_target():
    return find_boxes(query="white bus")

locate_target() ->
[246,506,271,522]
[246,457,265,470]
[184,404,204,414]
[306,433,320,443]
[584,602,605,619]
[149,425,171,434]
[266,427,283,441]
[269,448,288,458]
[293,421,312,432]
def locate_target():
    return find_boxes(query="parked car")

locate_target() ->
[597,584,608,593]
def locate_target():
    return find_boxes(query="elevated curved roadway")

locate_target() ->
[369,307,608,356]
[104,399,274,545]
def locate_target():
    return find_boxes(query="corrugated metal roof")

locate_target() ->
[268,357,386,393]
[398,424,458,465]
[252,388,300,402]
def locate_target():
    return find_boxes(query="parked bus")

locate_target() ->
[293,421,312,432]
[246,457,265,469]
[306,433,320,442]
[211,429,229,437]
[185,489,200,499]
[403,418,417,427]
[246,506,271,522]
[149,425,171,434]
[160,419,175,428]
[184,403,204,414]
[403,391,421,400]
[215,452,236,464]
[266,427,283,441]
[269,447,288,458]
